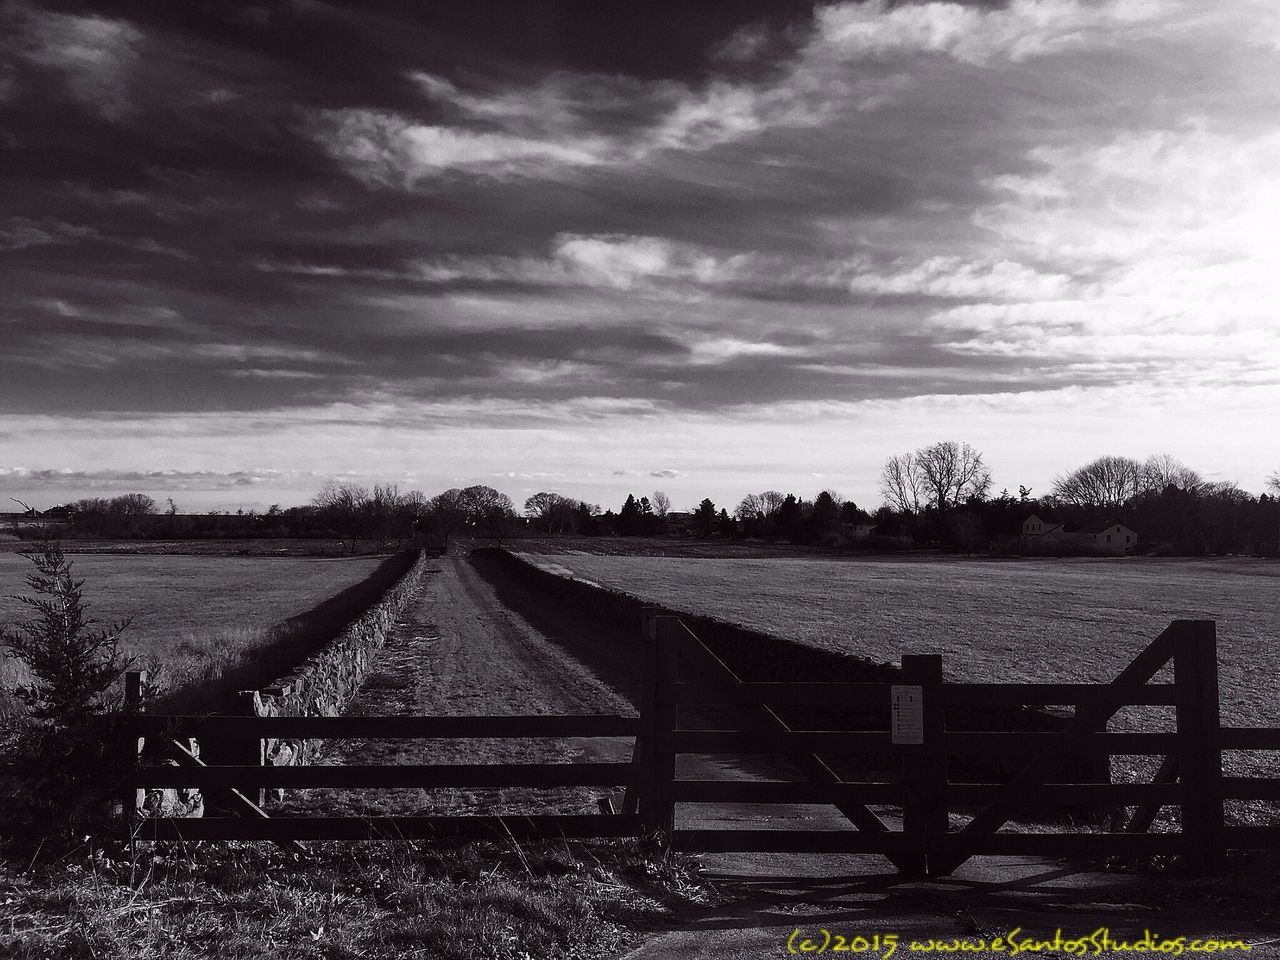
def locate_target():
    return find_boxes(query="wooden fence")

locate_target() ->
[122,614,1280,874]
[124,711,642,843]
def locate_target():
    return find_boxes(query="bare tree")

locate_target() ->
[1051,456,1144,509]
[110,493,157,517]
[428,488,468,548]
[1140,454,1203,494]
[880,443,990,513]
[313,480,371,553]
[1202,481,1251,503]
[399,489,430,541]
[915,441,991,510]
[524,492,583,533]
[735,493,765,522]
[880,452,924,514]
[759,490,785,516]
[525,492,562,524]
[453,485,517,545]
[652,490,671,518]
[367,483,405,548]
[1265,471,1279,496]
[72,498,112,515]
[457,485,515,528]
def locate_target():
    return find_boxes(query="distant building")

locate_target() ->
[1021,514,1137,555]
[1084,521,1137,555]
[1021,514,1063,540]
[846,521,876,540]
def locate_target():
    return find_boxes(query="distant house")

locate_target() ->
[846,521,876,540]
[1021,514,1137,555]
[1084,521,1138,555]
[1021,514,1064,540]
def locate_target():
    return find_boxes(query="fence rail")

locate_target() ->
[134,762,636,790]
[136,814,642,842]
[129,714,641,739]
[120,613,1280,875]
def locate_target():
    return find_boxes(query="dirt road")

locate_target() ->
[287,554,635,817]
[290,551,867,834]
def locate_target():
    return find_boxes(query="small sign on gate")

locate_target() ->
[890,684,924,745]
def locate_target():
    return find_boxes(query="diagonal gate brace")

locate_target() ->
[932,622,1181,875]
[672,620,909,872]
[166,738,307,858]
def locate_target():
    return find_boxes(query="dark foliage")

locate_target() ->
[1,538,134,724]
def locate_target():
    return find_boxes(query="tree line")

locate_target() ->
[873,443,1280,556]
[23,484,521,551]
[15,446,1280,556]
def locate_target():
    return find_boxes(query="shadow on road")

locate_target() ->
[467,549,643,706]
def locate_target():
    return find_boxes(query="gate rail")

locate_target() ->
[123,712,641,843]
[645,616,1280,875]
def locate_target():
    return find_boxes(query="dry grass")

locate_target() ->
[0,837,713,959]
[0,553,383,717]
[516,551,1280,803]
[517,552,1280,717]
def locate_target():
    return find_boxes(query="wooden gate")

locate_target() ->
[122,614,1280,873]
[641,614,1280,876]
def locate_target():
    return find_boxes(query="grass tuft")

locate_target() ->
[0,836,714,960]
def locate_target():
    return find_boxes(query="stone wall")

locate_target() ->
[137,549,432,816]
[243,548,431,782]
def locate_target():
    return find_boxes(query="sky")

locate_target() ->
[2,0,1279,514]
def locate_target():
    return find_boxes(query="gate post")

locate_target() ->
[631,607,659,825]
[649,616,679,837]
[122,670,147,850]
[1173,620,1223,874]
[901,654,947,877]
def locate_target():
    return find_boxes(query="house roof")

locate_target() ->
[1083,520,1134,535]
[1023,513,1062,530]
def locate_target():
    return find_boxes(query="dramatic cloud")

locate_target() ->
[2,0,1278,508]
[17,7,143,119]
[814,0,1165,64]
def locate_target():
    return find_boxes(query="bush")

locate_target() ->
[0,537,135,856]
[1,537,133,723]
[0,722,126,856]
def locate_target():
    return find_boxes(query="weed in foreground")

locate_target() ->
[0,836,716,960]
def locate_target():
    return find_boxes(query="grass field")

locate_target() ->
[0,537,397,556]
[0,552,383,713]
[517,547,1280,792]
